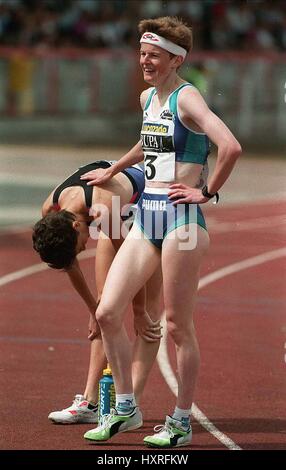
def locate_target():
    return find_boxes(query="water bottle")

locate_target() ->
[98,363,115,420]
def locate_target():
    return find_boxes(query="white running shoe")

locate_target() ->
[144,415,192,448]
[48,394,98,424]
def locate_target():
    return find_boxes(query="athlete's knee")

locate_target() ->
[166,313,193,344]
[167,322,180,343]
[96,303,120,333]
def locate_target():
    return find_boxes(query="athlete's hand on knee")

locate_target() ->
[88,313,101,340]
[168,183,208,205]
[80,168,113,186]
[134,312,162,343]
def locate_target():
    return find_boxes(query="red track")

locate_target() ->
[0,200,285,451]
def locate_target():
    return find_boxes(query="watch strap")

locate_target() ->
[202,185,219,204]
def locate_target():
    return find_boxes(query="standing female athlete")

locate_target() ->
[81,17,241,447]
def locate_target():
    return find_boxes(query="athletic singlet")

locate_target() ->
[52,160,144,210]
[141,83,210,183]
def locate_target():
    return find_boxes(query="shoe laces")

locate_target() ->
[98,408,116,429]
[72,394,84,406]
[153,421,175,438]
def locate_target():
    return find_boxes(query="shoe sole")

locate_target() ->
[49,418,98,424]
[144,439,192,448]
[84,420,143,442]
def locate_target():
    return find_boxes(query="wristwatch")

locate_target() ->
[201,185,219,204]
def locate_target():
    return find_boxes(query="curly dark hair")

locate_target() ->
[32,210,78,270]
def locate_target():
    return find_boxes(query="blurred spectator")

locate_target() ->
[7,50,34,114]
[140,0,163,18]
[181,62,209,97]
[253,19,278,50]
[0,0,284,52]
[226,1,255,48]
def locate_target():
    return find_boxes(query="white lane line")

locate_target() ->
[157,246,286,451]
[157,315,242,450]
[0,248,96,287]
[199,247,286,290]
[1,246,285,450]
[0,262,48,287]
[157,317,242,451]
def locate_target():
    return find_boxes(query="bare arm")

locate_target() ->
[169,87,242,204]
[80,141,144,186]
[67,258,100,340]
[41,192,54,216]
[183,88,242,194]
[107,140,144,177]
[67,258,98,313]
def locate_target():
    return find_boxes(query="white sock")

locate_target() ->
[116,394,136,414]
[172,406,191,428]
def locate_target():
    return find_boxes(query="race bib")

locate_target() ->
[144,151,175,182]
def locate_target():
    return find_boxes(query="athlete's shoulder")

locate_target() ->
[178,82,199,99]
[178,84,209,117]
[41,191,55,217]
[140,87,155,110]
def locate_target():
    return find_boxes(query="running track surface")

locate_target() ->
[0,200,285,451]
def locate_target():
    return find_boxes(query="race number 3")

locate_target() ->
[145,154,157,180]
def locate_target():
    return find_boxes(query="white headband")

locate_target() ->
[140,32,187,59]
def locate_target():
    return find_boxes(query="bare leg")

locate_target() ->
[84,230,162,404]
[83,233,116,402]
[83,338,106,404]
[132,266,163,404]
[162,224,209,409]
[96,224,161,395]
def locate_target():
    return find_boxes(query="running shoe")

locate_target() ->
[143,415,192,448]
[48,394,98,424]
[84,407,143,442]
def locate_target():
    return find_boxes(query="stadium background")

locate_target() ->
[0,0,285,452]
[0,0,285,229]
